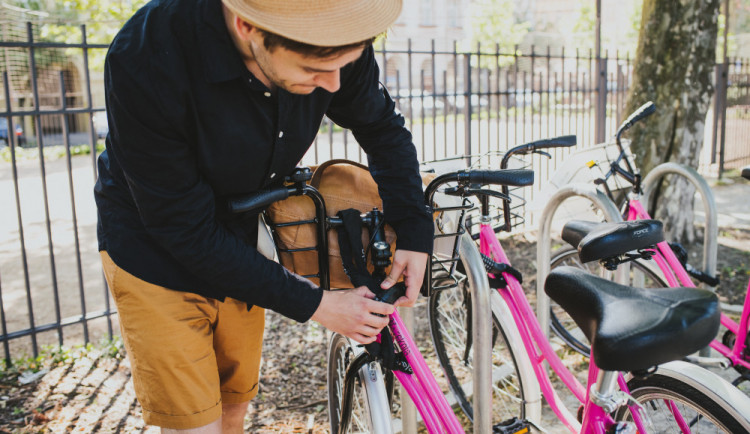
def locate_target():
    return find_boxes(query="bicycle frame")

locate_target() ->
[626,196,750,371]
[386,312,465,433]
[479,223,650,433]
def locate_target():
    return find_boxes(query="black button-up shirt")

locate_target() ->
[94,0,433,322]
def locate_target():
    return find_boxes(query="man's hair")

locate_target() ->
[257,28,377,58]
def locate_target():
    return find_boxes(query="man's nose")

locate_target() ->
[315,69,341,93]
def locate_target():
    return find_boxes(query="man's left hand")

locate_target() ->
[380,249,428,307]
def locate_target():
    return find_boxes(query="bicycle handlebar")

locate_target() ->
[227,187,292,214]
[460,169,535,187]
[616,101,656,141]
[501,135,577,169]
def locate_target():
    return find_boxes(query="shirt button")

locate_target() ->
[270,173,276,179]
[248,78,252,83]
[264,92,271,97]
[278,131,284,138]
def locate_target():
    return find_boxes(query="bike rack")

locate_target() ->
[642,162,718,358]
[641,162,718,291]
[460,232,493,434]
[536,184,625,339]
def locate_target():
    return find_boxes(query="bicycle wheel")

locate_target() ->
[549,247,668,356]
[428,266,527,424]
[327,333,393,434]
[615,369,750,433]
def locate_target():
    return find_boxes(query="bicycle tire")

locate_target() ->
[428,260,529,424]
[615,363,750,433]
[549,247,668,356]
[327,333,393,434]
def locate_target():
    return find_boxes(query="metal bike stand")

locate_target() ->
[398,306,418,434]
[460,233,493,434]
[536,184,625,340]
[641,162,718,290]
[641,162,718,357]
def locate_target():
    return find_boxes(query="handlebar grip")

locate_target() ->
[376,282,407,305]
[227,187,290,213]
[619,101,656,133]
[529,135,577,150]
[465,169,534,187]
[501,136,577,169]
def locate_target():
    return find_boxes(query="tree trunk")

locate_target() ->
[624,0,719,243]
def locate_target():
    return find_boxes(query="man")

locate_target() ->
[94,0,433,432]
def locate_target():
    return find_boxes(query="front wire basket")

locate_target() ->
[422,151,531,296]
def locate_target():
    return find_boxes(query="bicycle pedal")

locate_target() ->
[492,417,530,434]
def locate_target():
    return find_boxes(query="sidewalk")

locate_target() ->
[700,176,750,230]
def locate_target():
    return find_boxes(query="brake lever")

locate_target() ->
[534,150,552,159]
[464,188,511,202]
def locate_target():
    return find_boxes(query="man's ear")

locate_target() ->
[233,16,256,42]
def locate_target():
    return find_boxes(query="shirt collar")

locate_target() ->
[197,0,246,83]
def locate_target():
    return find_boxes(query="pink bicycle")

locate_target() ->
[229,166,530,433]
[425,137,750,432]
[551,102,750,391]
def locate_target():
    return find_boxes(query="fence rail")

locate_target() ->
[1,21,748,360]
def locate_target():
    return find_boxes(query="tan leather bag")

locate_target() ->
[266,160,434,289]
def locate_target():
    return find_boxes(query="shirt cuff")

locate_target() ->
[272,275,324,323]
[391,213,434,255]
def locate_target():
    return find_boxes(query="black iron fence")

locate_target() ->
[1,20,747,361]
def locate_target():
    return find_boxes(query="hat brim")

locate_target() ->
[222,0,402,47]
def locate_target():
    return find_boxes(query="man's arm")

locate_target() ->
[103,45,323,322]
[326,46,434,306]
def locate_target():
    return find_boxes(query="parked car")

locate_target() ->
[0,117,25,146]
[394,89,447,117]
[92,111,109,139]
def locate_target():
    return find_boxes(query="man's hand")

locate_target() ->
[311,287,394,344]
[380,249,428,307]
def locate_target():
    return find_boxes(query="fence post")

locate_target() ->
[718,61,729,179]
[464,52,472,165]
[594,55,608,144]
[711,63,728,170]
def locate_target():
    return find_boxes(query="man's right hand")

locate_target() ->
[311,287,394,344]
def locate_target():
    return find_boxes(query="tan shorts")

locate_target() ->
[100,251,265,429]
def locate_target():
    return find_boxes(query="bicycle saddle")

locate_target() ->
[561,220,664,263]
[545,266,719,372]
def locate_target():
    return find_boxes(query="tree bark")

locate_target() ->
[624,0,720,243]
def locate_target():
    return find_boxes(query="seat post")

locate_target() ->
[589,370,620,412]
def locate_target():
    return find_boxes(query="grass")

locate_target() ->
[0,337,124,380]
[0,142,105,163]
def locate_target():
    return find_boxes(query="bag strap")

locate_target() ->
[336,208,380,292]
[310,159,369,188]
[336,208,412,374]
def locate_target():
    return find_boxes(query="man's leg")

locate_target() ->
[162,418,221,434]
[221,401,250,433]
[100,252,225,430]
[214,300,265,431]
[160,400,247,434]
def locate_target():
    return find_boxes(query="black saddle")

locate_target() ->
[545,266,719,372]
[742,165,750,181]
[561,220,664,263]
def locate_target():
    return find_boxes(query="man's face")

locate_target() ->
[248,33,364,95]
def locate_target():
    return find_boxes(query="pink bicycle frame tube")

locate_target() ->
[480,224,585,431]
[629,198,750,370]
[389,312,465,433]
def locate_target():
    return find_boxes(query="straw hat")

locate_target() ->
[221,0,402,47]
